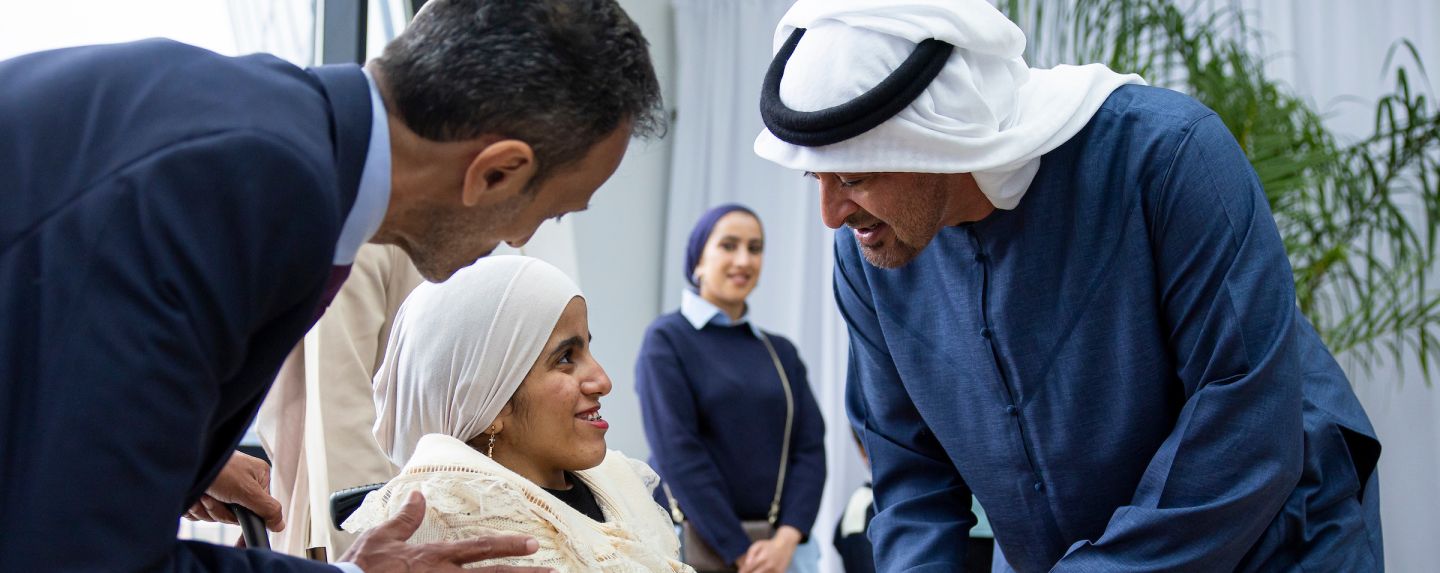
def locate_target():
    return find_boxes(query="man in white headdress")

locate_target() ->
[754,1,1382,571]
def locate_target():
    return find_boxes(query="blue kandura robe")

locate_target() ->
[835,85,1383,573]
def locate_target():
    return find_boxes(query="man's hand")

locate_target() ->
[183,451,285,532]
[341,491,551,573]
[737,526,802,573]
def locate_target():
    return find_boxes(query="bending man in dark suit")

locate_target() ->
[0,1,663,571]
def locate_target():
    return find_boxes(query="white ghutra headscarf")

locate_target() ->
[371,255,582,467]
[754,0,1146,209]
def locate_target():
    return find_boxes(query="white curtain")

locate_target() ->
[1237,2,1440,572]
[665,1,863,572]
[666,1,1439,571]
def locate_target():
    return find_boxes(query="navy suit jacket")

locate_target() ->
[0,39,370,572]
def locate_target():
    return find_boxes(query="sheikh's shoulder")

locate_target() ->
[1094,84,1216,136]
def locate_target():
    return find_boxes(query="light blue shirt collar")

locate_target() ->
[333,68,393,265]
[680,289,761,337]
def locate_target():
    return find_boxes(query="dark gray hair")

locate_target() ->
[377,0,665,181]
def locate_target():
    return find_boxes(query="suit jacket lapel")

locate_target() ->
[307,64,371,219]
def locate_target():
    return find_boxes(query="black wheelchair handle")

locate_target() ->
[229,503,271,550]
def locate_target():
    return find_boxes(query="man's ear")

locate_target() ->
[462,139,537,207]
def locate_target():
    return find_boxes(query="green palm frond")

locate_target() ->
[1002,0,1440,382]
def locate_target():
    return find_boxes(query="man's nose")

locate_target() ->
[819,178,859,229]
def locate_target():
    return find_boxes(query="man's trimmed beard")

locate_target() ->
[852,177,949,269]
[859,236,927,269]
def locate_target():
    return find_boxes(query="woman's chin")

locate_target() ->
[571,447,607,471]
[579,436,609,462]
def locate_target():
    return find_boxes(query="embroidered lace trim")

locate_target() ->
[344,440,690,572]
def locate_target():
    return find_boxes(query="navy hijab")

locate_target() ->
[684,204,760,287]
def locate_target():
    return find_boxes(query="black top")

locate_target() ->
[543,473,606,523]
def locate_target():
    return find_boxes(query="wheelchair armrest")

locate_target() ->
[330,482,386,530]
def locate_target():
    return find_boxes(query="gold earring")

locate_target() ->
[486,431,498,457]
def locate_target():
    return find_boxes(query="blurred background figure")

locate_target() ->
[637,204,827,573]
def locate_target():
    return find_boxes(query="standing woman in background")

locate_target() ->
[636,204,826,573]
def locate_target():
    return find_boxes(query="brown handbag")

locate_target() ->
[664,331,795,572]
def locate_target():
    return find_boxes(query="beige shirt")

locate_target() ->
[256,243,423,558]
[344,434,693,572]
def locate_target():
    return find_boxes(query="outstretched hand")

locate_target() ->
[341,490,552,573]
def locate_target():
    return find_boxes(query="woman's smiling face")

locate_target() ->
[488,296,613,488]
[695,211,765,307]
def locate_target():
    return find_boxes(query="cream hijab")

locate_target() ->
[753,0,1145,209]
[371,255,582,467]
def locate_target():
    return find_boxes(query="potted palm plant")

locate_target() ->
[1001,0,1440,380]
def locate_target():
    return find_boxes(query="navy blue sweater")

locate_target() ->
[635,312,826,563]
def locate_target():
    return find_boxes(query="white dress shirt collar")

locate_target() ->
[680,288,761,338]
[332,68,393,265]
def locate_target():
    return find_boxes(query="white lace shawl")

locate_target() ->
[343,434,692,572]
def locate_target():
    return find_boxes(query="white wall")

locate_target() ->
[569,0,677,460]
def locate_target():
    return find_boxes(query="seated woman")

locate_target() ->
[343,255,691,572]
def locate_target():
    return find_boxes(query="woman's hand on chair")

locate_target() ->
[341,490,552,573]
[737,525,801,573]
